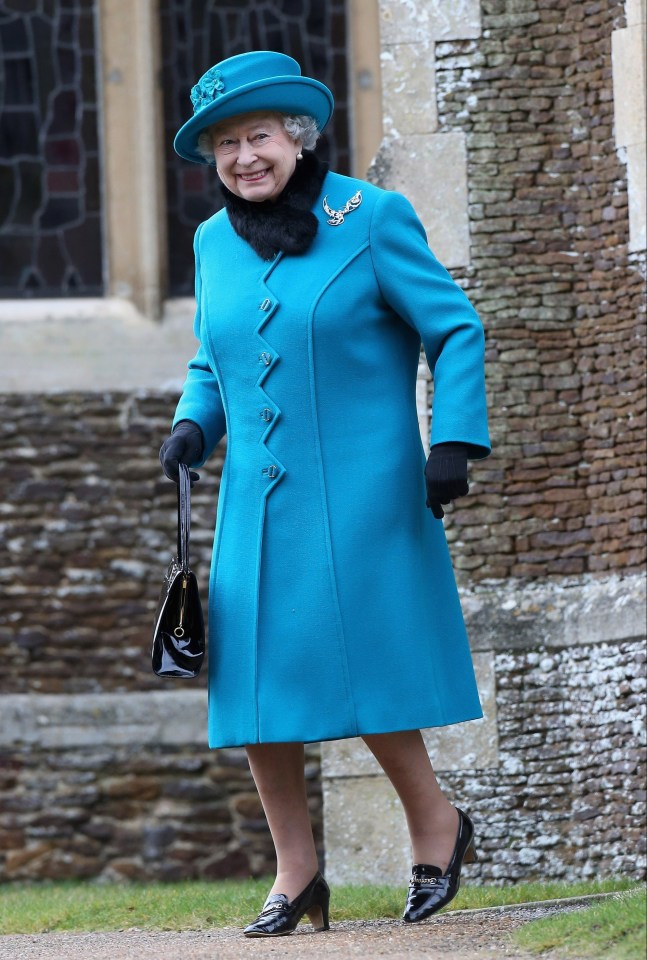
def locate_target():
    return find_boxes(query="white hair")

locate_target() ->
[196,113,320,165]
[282,115,320,150]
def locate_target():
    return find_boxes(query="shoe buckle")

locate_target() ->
[260,902,287,916]
[410,875,439,885]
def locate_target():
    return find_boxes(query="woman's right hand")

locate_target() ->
[159,420,204,484]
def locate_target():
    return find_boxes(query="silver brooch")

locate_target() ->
[323,190,362,226]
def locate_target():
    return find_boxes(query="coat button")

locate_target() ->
[260,408,274,421]
[259,298,272,311]
[259,351,272,365]
[262,464,279,478]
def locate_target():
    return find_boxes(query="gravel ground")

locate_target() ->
[0,900,599,960]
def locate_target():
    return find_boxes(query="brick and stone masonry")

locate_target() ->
[434,0,646,582]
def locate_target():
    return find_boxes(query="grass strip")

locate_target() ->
[0,877,636,934]
[514,886,646,960]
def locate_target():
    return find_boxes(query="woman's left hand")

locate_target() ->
[424,443,469,519]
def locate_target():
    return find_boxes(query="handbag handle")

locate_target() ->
[177,462,191,573]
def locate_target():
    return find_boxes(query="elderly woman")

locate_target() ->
[160,51,490,937]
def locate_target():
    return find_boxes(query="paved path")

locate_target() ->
[0,898,603,960]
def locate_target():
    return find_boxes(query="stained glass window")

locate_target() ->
[161,0,350,296]
[0,0,103,298]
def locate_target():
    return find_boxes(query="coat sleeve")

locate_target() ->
[369,190,490,459]
[172,222,228,465]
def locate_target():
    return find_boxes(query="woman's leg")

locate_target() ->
[362,729,460,871]
[245,741,319,900]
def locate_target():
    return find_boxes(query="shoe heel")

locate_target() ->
[306,896,330,932]
[464,840,478,864]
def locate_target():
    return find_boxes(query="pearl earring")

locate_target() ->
[296,152,303,160]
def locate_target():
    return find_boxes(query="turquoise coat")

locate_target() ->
[173,169,491,748]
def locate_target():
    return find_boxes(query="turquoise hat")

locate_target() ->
[174,51,335,165]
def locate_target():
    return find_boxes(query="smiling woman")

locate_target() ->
[159,49,490,939]
[207,113,305,203]
[160,0,352,296]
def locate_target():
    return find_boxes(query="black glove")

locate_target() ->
[424,443,469,519]
[159,420,204,484]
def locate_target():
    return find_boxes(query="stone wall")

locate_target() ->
[323,575,646,884]
[435,0,646,581]
[371,0,646,581]
[0,392,214,694]
[0,392,317,883]
[0,692,323,882]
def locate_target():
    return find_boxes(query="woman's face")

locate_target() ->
[211,112,302,202]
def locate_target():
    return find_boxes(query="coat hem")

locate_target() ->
[207,708,484,749]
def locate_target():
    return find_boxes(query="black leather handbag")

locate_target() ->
[152,462,205,678]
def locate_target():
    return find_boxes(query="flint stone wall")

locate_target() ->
[323,574,646,884]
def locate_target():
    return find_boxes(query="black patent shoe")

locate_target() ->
[243,871,331,937]
[403,808,477,923]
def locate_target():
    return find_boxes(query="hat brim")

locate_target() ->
[173,76,334,164]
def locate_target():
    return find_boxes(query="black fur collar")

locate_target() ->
[217,151,328,260]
